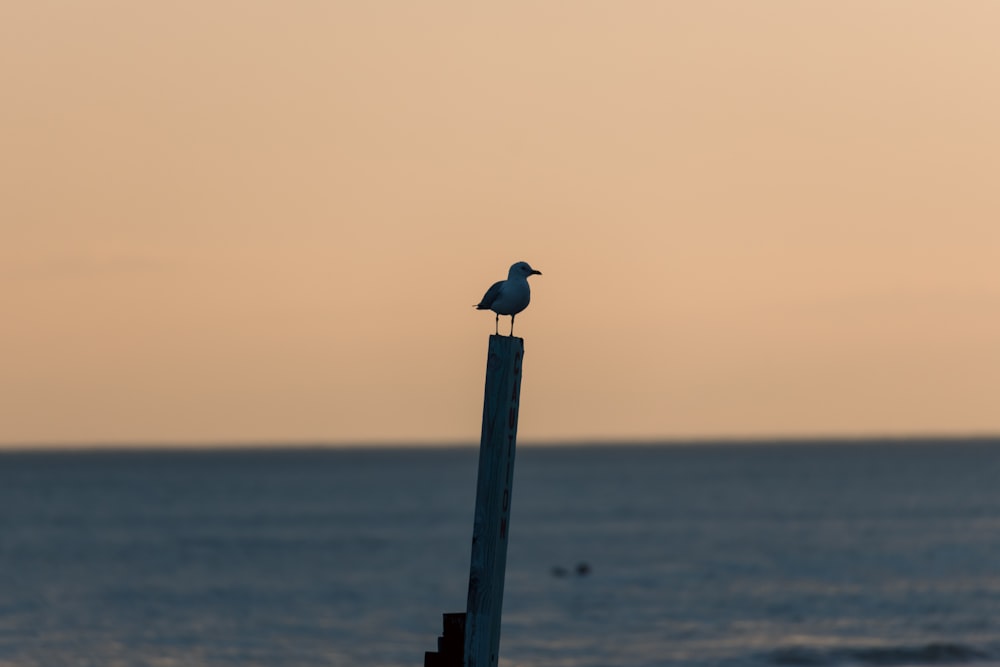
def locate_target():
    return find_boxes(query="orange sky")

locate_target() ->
[2,2,998,446]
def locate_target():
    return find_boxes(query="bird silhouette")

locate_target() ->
[474,261,542,336]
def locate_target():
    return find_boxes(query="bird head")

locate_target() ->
[510,261,542,279]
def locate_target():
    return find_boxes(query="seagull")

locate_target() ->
[474,261,542,336]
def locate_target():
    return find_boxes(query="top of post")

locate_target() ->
[488,335,525,355]
[489,334,523,342]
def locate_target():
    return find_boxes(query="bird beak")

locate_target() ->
[531,270,542,275]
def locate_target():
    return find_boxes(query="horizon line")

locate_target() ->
[1,432,999,453]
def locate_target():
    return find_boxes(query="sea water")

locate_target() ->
[1,440,999,667]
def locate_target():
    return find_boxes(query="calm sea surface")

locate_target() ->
[2,440,999,667]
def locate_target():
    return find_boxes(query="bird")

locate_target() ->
[474,261,542,336]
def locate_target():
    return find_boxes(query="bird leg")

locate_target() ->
[495,313,499,335]
[510,314,515,336]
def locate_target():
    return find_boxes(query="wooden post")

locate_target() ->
[463,334,525,667]
[422,335,526,667]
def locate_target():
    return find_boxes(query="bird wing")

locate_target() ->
[474,280,505,309]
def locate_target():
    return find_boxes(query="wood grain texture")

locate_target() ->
[463,335,525,667]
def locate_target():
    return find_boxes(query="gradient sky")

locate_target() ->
[3,2,998,446]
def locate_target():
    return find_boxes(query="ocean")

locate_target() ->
[1,440,999,667]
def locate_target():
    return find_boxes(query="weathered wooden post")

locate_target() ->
[423,334,525,667]
[464,334,524,667]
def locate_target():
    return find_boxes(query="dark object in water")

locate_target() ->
[424,613,465,667]
[551,563,591,577]
[765,641,990,666]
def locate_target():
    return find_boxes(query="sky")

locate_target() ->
[2,1,998,447]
